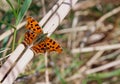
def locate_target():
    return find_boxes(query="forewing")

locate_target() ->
[23,16,43,46]
[26,16,43,34]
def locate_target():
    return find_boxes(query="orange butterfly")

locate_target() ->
[23,16,62,54]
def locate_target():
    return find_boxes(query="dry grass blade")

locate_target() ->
[85,59,120,74]
[0,48,10,54]
[96,6,120,27]
[72,44,120,53]
[55,25,93,34]
[45,52,49,84]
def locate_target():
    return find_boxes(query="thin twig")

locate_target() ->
[2,36,13,57]
[0,48,11,54]
[85,59,120,74]
[45,52,49,84]
[72,12,79,48]
[72,44,120,53]
[41,0,46,15]
[96,6,120,27]
[0,54,11,61]
[55,26,88,34]
[97,49,120,62]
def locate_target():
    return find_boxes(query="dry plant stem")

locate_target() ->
[67,34,72,48]
[85,59,120,74]
[55,26,88,34]
[80,22,98,48]
[55,24,113,34]
[39,0,64,26]
[0,48,10,54]
[73,0,100,11]
[45,52,49,84]
[0,21,26,42]
[97,49,120,62]
[86,51,104,67]
[79,31,89,48]
[66,51,104,81]
[0,44,25,81]
[35,82,46,84]
[96,6,120,27]
[72,12,79,48]
[2,49,34,84]
[43,0,78,36]
[41,0,46,15]
[0,54,11,61]
[2,36,13,57]
[81,51,104,71]
[72,44,120,53]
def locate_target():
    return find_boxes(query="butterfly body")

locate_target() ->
[23,16,62,54]
[34,33,48,44]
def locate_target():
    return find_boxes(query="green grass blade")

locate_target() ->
[12,29,17,51]
[91,69,120,79]
[82,76,102,84]
[12,0,32,50]
[82,69,120,84]
[6,0,17,18]
[16,0,32,25]
[16,0,21,15]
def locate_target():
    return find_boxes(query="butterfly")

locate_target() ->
[23,16,62,54]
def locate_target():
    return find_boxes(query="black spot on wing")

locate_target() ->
[49,39,52,42]
[52,41,55,45]
[35,24,39,26]
[56,45,60,49]
[31,19,35,23]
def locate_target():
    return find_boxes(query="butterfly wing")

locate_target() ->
[31,41,46,53]
[23,16,43,46]
[31,37,62,54]
[45,37,62,53]
[23,31,37,46]
[26,16,43,34]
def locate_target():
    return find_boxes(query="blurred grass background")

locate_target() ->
[1,0,120,84]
